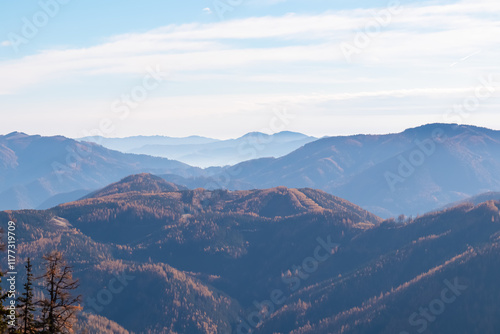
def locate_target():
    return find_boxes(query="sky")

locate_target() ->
[0,0,499,139]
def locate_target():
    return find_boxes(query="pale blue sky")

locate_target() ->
[1,0,499,138]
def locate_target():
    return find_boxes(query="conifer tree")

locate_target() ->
[17,258,36,334]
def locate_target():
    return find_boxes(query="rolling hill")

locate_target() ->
[0,132,201,211]
[7,124,500,218]
[1,174,380,333]
[189,123,500,217]
[255,200,500,333]
[83,173,187,199]
[2,173,500,332]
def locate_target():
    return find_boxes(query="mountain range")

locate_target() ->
[0,132,200,211]
[78,132,317,168]
[3,173,500,333]
[167,123,500,217]
[3,123,500,218]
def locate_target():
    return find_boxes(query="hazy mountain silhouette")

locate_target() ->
[439,191,500,210]
[78,134,219,152]
[79,131,317,168]
[0,132,201,210]
[36,189,92,210]
[5,124,500,218]
[199,124,500,217]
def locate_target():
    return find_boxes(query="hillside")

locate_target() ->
[441,191,500,210]
[83,173,187,199]
[7,124,500,218]
[1,176,380,333]
[256,200,500,333]
[0,208,239,333]
[0,132,201,210]
[3,174,500,332]
[197,124,500,217]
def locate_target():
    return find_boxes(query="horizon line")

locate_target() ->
[2,123,498,141]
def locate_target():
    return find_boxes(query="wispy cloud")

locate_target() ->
[1,0,499,137]
[0,1,498,92]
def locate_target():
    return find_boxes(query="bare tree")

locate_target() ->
[37,251,81,334]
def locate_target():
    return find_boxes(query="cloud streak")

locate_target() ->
[1,0,499,137]
[1,0,498,93]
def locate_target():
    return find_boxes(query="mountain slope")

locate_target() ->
[206,124,500,217]
[441,191,500,210]
[36,189,93,210]
[8,124,500,217]
[83,173,187,199]
[3,175,500,332]
[0,208,240,334]
[255,200,500,333]
[0,132,201,210]
[1,178,381,333]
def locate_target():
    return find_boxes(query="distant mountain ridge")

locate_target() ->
[4,124,500,217]
[77,134,219,152]
[440,191,500,210]
[185,123,500,217]
[0,132,201,210]
[78,131,317,168]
